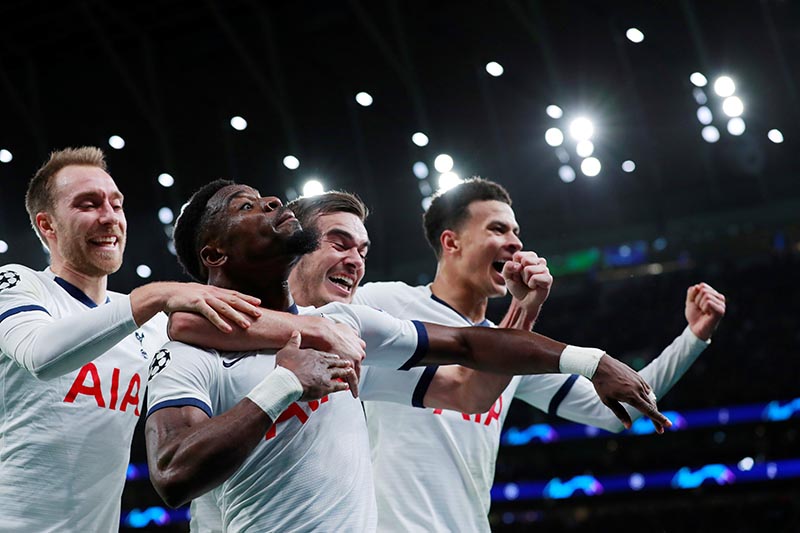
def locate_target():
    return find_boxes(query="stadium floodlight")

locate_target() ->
[158,173,174,187]
[355,92,373,107]
[434,154,454,173]
[626,28,644,43]
[701,125,720,143]
[727,117,746,136]
[580,157,601,177]
[438,171,462,192]
[576,140,594,158]
[622,160,636,173]
[558,165,576,183]
[690,72,708,87]
[569,117,594,141]
[108,135,125,149]
[545,128,564,147]
[412,132,429,147]
[767,129,784,144]
[0,240,7,253]
[697,106,713,125]
[722,96,744,117]
[136,265,152,279]
[413,161,429,179]
[485,62,504,77]
[0,149,12,163]
[302,179,324,197]
[230,116,247,131]
[713,76,736,98]
[158,207,174,225]
[283,155,300,170]
[546,105,563,119]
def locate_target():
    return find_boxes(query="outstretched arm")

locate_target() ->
[512,283,726,432]
[0,268,262,380]
[146,332,355,507]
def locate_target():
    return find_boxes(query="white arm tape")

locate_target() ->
[559,345,605,379]
[246,365,303,421]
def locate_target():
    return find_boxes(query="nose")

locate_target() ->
[343,247,365,270]
[263,197,283,211]
[97,200,122,226]
[506,233,523,254]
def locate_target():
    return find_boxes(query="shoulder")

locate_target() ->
[354,281,429,311]
[0,264,51,304]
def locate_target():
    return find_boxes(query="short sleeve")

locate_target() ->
[360,365,437,408]
[146,341,218,419]
[310,302,428,370]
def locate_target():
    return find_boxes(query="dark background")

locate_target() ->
[1,1,798,531]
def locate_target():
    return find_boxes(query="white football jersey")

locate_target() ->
[354,281,709,533]
[0,264,167,533]
[148,303,429,532]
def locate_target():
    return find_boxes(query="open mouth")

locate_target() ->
[492,261,505,273]
[88,236,119,248]
[328,274,355,293]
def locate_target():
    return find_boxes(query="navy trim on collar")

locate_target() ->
[430,293,491,327]
[54,277,109,308]
[287,303,299,315]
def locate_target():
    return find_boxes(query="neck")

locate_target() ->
[50,262,108,306]
[429,262,488,324]
[209,263,294,311]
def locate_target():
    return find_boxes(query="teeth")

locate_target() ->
[329,276,353,289]
[92,237,117,245]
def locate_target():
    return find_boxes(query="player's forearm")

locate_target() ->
[169,310,332,352]
[637,326,708,401]
[1,297,138,379]
[147,401,274,507]
[423,324,565,374]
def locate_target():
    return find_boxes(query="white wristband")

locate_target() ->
[246,365,303,421]
[560,345,605,379]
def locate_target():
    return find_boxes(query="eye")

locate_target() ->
[240,202,254,211]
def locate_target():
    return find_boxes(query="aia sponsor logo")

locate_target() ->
[432,395,503,426]
[63,363,143,415]
[265,396,330,440]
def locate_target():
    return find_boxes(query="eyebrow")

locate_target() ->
[327,228,370,250]
[489,219,519,234]
[72,190,125,203]
[224,189,259,207]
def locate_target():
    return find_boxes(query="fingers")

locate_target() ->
[226,296,263,319]
[329,367,359,398]
[197,301,234,333]
[605,399,633,430]
[285,330,302,348]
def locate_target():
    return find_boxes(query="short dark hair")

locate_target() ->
[173,179,235,281]
[287,191,369,230]
[423,177,512,258]
[26,146,107,243]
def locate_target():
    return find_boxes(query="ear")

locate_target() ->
[200,244,228,270]
[35,212,56,240]
[440,229,460,256]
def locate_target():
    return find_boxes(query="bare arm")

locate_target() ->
[424,251,554,413]
[146,332,356,507]
[420,324,670,431]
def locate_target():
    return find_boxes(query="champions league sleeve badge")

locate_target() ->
[148,349,171,381]
[0,270,21,292]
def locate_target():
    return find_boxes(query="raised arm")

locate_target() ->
[146,332,355,507]
[425,251,553,413]
[511,283,726,432]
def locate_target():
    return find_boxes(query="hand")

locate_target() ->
[277,332,360,399]
[591,354,672,433]
[685,283,726,341]
[161,283,263,332]
[502,251,553,314]
[303,318,366,381]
